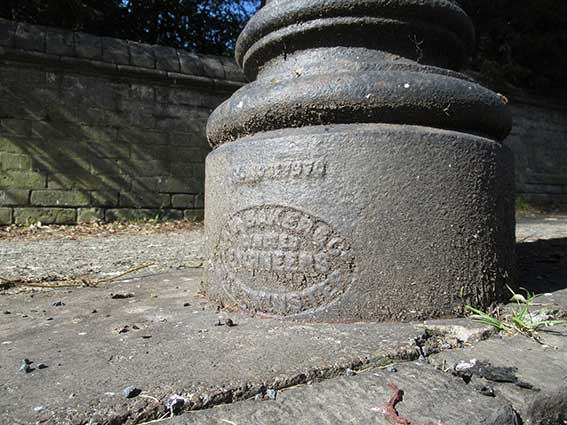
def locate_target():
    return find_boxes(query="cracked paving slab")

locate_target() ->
[167,362,516,425]
[1,270,487,425]
[167,312,567,425]
[1,217,566,424]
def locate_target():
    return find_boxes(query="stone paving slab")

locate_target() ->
[1,217,566,424]
[169,362,514,425]
[516,215,567,242]
[171,318,567,425]
[1,270,470,425]
[0,226,204,282]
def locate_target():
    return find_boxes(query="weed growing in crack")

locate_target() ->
[465,286,567,344]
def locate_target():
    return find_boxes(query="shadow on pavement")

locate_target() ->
[517,237,567,294]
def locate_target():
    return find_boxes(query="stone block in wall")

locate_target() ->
[124,110,157,129]
[1,119,32,137]
[32,155,90,178]
[153,46,180,72]
[88,139,130,160]
[0,19,16,47]
[0,89,48,120]
[200,56,225,80]
[192,162,205,180]
[0,152,32,170]
[81,125,118,144]
[0,170,45,189]
[14,22,46,51]
[46,27,75,56]
[75,32,102,60]
[0,207,13,224]
[91,158,120,176]
[77,207,104,223]
[183,209,204,222]
[194,193,204,209]
[31,190,90,207]
[102,37,129,65]
[172,194,195,209]
[199,94,226,110]
[14,207,76,225]
[128,41,155,68]
[47,172,127,193]
[219,57,246,83]
[170,162,193,177]
[168,132,209,150]
[168,89,203,107]
[178,50,204,75]
[157,176,201,193]
[119,192,170,208]
[129,144,169,161]
[0,189,29,206]
[120,159,165,178]
[89,191,119,207]
[0,136,28,154]
[174,147,208,163]
[128,84,155,102]
[154,86,171,104]
[131,177,160,193]
[31,120,85,141]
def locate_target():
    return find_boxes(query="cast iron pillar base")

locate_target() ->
[203,0,515,321]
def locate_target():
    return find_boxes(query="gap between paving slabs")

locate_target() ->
[165,318,567,425]
[0,270,501,425]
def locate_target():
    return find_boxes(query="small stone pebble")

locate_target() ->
[386,366,398,373]
[478,385,496,397]
[110,292,135,299]
[19,359,33,373]
[165,394,186,413]
[345,368,356,376]
[122,386,142,398]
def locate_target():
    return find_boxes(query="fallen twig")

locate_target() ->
[0,263,155,290]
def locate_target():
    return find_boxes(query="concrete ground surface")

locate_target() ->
[0,216,566,424]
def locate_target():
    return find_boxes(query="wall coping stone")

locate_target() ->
[0,18,246,93]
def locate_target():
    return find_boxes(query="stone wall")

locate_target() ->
[505,95,567,208]
[0,19,244,225]
[0,18,566,225]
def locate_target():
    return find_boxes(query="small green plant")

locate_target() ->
[465,286,567,343]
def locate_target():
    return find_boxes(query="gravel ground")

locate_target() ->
[1,216,566,285]
[0,224,204,283]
